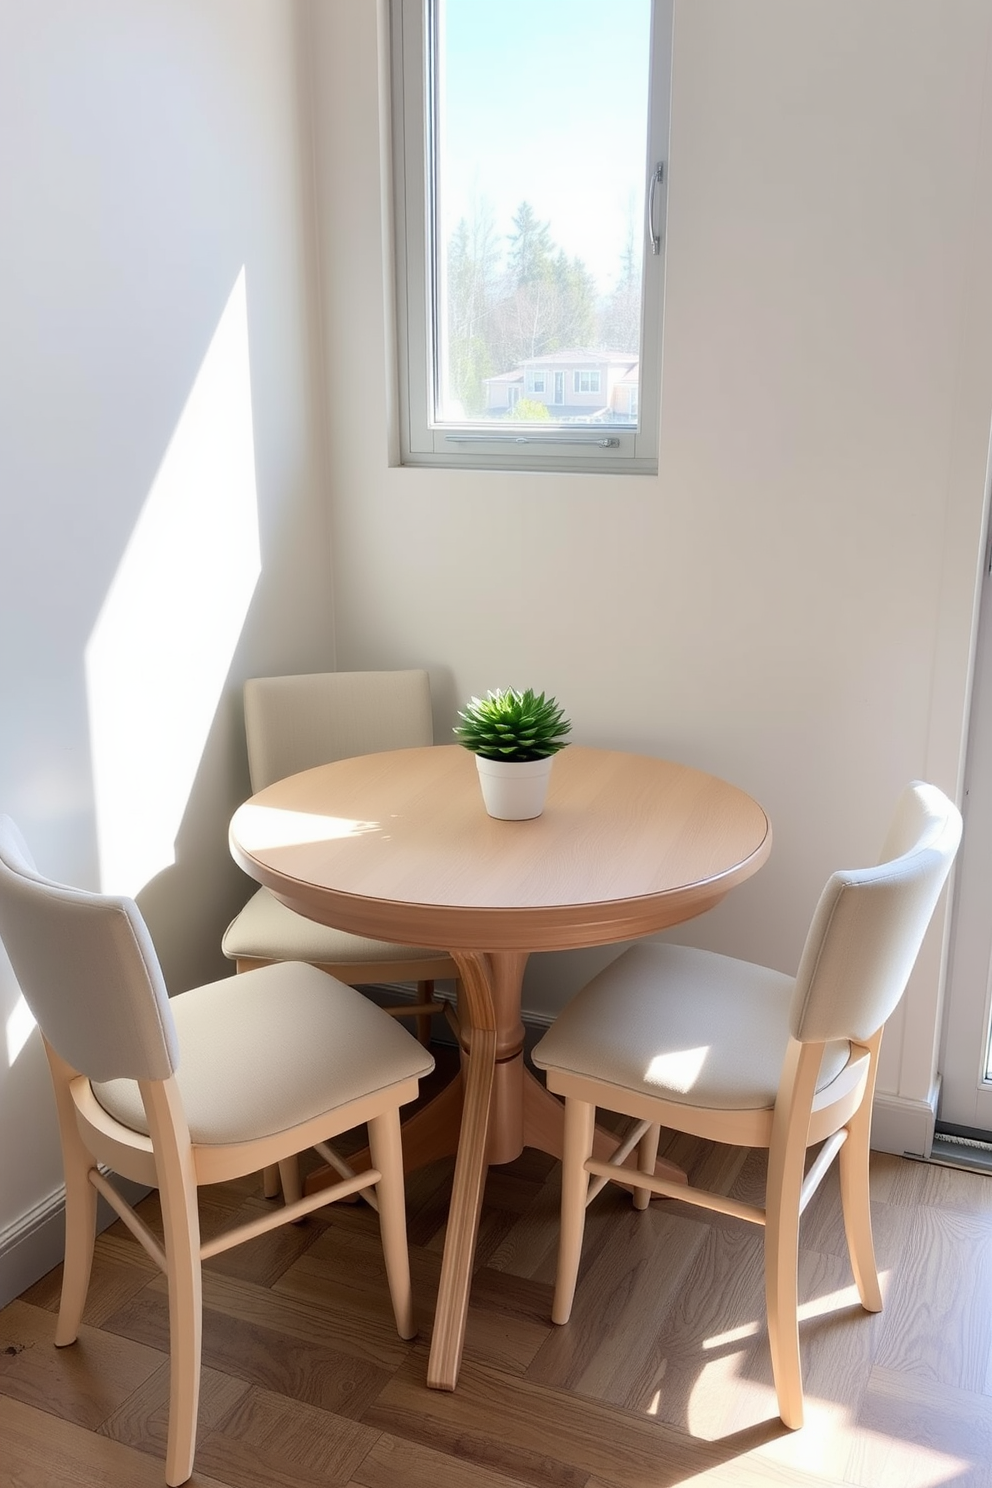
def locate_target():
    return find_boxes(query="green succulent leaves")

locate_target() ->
[454,687,572,762]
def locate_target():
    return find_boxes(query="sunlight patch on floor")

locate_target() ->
[679,1276,967,1486]
[679,1349,970,1487]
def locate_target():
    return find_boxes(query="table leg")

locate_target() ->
[425,949,687,1392]
[427,949,497,1390]
[303,945,686,1393]
[304,947,527,1199]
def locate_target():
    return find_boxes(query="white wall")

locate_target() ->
[0,0,334,1299]
[3,0,991,1308]
[308,0,992,1151]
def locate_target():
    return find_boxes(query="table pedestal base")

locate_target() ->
[302,1061,687,1185]
[302,949,689,1392]
[303,1050,687,1391]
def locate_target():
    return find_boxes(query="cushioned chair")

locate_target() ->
[0,816,433,1487]
[222,669,458,1045]
[532,781,961,1431]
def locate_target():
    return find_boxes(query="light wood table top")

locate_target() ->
[229,744,771,1390]
[229,744,770,948]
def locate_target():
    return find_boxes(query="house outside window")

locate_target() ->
[389,0,673,474]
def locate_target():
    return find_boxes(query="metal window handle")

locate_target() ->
[647,161,665,256]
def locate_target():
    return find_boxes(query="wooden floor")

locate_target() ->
[3,1049,992,1488]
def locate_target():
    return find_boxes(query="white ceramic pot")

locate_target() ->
[475,754,553,820]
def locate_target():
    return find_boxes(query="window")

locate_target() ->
[390,0,673,474]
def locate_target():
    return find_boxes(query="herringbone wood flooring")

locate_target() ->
[3,1046,992,1488]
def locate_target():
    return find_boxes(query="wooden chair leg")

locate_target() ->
[56,1155,98,1347]
[416,980,435,1047]
[162,1218,202,1487]
[838,1094,883,1312]
[764,1042,821,1431]
[278,1157,302,1207]
[838,1034,883,1313]
[764,1182,804,1430]
[553,1098,596,1325]
[44,1042,98,1347]
[634,1123,661,1212]
[143,1081,203,1488]
[380,979,439,1045]
[368,1109,415,1339]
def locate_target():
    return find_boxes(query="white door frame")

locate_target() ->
[940,539,992,1133]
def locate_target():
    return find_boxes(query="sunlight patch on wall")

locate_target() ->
[6,994,36,1065]
[85,269,261,895]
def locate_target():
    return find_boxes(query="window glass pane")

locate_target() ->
[432,0,652,432]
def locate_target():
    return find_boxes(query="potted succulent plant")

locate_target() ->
[453,687,571,819]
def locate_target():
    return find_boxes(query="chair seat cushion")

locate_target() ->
[92,961,435,1145]
[532,942,850,1111]
[222,886,447,965]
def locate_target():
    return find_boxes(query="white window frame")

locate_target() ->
[388,0,673,475]
[527,370,548,395]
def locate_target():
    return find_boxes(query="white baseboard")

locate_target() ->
[0,1175,150,1311]
[870,1079,940,1160]
[0,1185,70,1308]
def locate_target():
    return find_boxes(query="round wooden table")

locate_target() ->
[229,744,771,1389]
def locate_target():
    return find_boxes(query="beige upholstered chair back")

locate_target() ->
[244,670,435,792]
[789,781,961,1047]
[0,816,178,1083]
